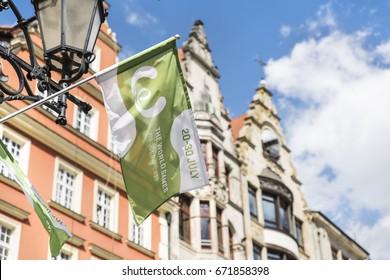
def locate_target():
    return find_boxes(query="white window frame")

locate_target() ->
[52,158,83,213]
[0,214,21,260]
[106,124,117,154]
[34,83,57,115]
[0,125,31,175]
[129,210,151,250]
[50,244,78,260]
[89,46,101,73]
[92,181,119,233]
[73,106,99,141]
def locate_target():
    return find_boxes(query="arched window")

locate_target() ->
[260,169,293,235]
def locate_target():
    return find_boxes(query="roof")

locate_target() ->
[230,113,247,141]
[178,48,184,61]
[309,210,370,257]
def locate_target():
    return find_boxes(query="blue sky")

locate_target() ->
[3,0,390,259]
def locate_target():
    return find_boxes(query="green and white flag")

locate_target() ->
[96,36,208,225]
[0,140,72,257]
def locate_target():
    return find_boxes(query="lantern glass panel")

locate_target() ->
[64,0,96,52]
[86,8,103,52]
[35,0,62,52]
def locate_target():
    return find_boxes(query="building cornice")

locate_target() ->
[90,221,122,241]
[67,234,85,248]
[0,198,30,221]
[89,243,123,260]
[48,200,86,223]
[0,175,23,192]
[126,240,156,258]
[98,28,121,53]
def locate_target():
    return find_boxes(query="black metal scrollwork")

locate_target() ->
[0,0,92,125]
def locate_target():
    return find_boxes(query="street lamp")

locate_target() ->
[0,0,107,125]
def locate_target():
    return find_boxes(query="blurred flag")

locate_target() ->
[0,140,72,257]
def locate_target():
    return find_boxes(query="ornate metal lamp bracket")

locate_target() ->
[0,0,93,125]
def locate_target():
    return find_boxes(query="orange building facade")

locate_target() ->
[0,13,161,260]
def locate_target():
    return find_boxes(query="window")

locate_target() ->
[295,219,304,248]
[217,207,223,253]
[96,189,113,229]
[212,146,219,179]
[0,223,12,260]
[0,126,30,176]
[332,246,338,260]
[2,136,20,160]
[54,252,70,260]
[132,219,144,246]
[74,107,99,141]
[200,201,211,249]
[0,214,21,260]
[93,182,118,232]
[107,125,117,154]
[76,108,91,136]
[225,165,232,200]
[52,159,83,213]
[201,141,207,167]
[229,228,234,260]
[267,248,296,260]
[262,191,292,234]
[129,214,151,250]
[36,84,57,115]
[253,243,262,260]
[89,46,101,72]
[179,195,191,243]
[51,244,78,260]
[280,200,289,232]
[55,168,75,209]
[248,185,258,219]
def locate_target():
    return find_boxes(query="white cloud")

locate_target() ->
[306,3,337,36]
[375,41,390,64]
[350,215,390,259]
[280,25,292,37]
[265,6,390,260]
[126,11,158,28]
[123,0,160,31]
[118,46,135,61]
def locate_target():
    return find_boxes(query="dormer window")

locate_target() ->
[262,128,280,161]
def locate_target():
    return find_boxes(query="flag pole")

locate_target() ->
[0,74,97,124]
[0,57,123,124]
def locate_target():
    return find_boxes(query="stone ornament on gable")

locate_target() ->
[260,178,293,202]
